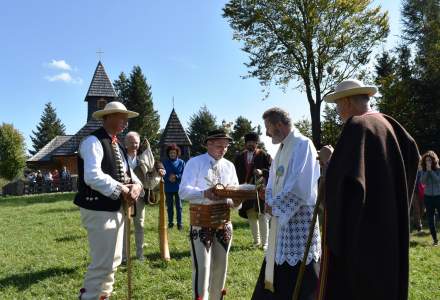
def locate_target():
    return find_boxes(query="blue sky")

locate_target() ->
[0,0,402,156]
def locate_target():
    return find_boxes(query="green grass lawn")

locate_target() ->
[0,193,439,299]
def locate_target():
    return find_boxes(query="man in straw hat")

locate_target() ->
[179,129,240,300]
[317,79,420,300]
[251,107,321,300]
[75,101,144,300]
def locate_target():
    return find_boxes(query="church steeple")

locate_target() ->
[159,108,192,161]
[84,61,118,121]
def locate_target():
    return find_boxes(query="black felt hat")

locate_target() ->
[244,132,259,143]
[204,129,233,144]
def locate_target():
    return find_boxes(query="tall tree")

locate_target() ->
[30,102,66,155]
[374,0,440,153]
[402,0,440,153]
[223,0,389,147]
[294,118,312,140]
[227,116,258,160]
[321,104,343,147]
[113,72,130,104]
[374,47,418,134]
[125,66,160,147]
[187,106,218,156]
[0,123,26,180]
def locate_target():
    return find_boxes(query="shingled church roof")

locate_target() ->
[27,120,103,163]
[159,109,192,146]
[85,61,117,101]
[28,61,113,167]
[27,135,74,162]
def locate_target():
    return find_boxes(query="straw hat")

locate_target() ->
[324,79,377,103]
[92,101,139,120]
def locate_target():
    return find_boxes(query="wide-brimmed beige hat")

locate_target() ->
[324,79,377,103]
[92,101,139,120]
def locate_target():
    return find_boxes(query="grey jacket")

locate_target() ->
[420,170,440,196]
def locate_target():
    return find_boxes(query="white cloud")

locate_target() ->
[47,59,72,71]
[45,72,83,84]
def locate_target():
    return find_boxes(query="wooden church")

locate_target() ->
[159,108,192,161]
[27,60,193,174]
[27,61,118,174]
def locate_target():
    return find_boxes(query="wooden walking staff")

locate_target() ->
[254,174,262,216]
[292,146,333,300]
[122,197,135,300]
[158,178,171,261]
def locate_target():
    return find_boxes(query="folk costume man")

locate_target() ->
[122,132,166,262]
[179,129,240,300]
[318,79,420,300]
[251,108,321,300]
[234,132,271,250]
[75,102,144,300]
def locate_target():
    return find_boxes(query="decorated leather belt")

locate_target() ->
[190,203,230,229]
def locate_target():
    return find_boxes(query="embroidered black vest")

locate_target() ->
[74,127,131,212]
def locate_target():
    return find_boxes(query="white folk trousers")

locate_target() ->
[79,207,124,300]
[189,223,233,300]
[122,199,146,259]
[247,209,269,248]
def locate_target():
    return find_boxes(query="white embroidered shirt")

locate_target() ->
[179,153,239,206]
[265,131,321,266]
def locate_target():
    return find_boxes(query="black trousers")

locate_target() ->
[425,195,440,242]
[251,259,320,300]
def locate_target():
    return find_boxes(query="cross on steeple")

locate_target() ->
[96,49,104,60]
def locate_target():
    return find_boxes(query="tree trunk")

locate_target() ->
[310,100,322,149]
[304,84,322,148]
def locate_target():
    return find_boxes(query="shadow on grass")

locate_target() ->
[43,206,79,214]
[144,249,191,264]
[0,267,77,291]
[230,243,261,253]
[411,231,431,237]
[232,221,251,230]
[0,193,75,207]
[410,240,422,248]
[55,234,84,243]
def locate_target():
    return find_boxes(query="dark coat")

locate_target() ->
[321,113,419,300]
[234,149,271,218]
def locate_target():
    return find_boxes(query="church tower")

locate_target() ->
[84,61,119,121]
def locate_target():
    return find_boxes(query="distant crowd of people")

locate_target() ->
[24,166,72,193]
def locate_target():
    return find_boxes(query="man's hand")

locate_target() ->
[318,145,334,172]
[265,203,272,216]
[203,187,224,201]
[121,184,135,206]
[254,169,263,176]
[158,168,166,177]
[129,183,143,201]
